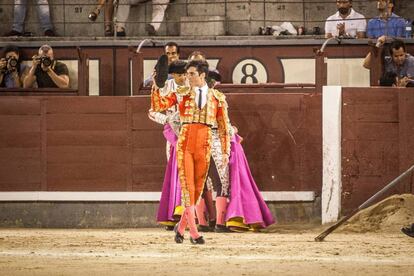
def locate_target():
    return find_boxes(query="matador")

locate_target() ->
[151,59,231,244]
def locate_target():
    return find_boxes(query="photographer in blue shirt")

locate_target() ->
[0,45,28,88]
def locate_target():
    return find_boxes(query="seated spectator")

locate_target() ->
[0,45,29,88]
[23,45,69,88]
[116,0,170,36]
[4,0,55,37]
[88,0,114,36]
[325,0,366,38]
[363,39,414,87]
[367,0,405,38]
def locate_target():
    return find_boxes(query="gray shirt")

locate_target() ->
[384,54,414,79]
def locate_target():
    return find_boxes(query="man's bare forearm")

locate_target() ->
[23,66,37,88]
[362,52,372,69]
[47,69,69,88]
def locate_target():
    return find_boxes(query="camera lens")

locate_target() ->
[8,58,18,68]
[41,57,52,67]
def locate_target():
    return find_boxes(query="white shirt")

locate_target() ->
[160,78,184,103]
[325,8,366,38]
[160,78,178,96]
[194,84,209,109]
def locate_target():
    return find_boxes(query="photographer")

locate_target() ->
[23,45,69,89]
[0,45,28,88]
[363,38,414,87]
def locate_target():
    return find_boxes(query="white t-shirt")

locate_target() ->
[325,9,366,38]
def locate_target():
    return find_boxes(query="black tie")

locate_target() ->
[198,88,203,109]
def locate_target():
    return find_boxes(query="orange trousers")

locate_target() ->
[177,123,212,207]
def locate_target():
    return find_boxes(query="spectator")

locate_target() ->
[164,41,180,65]
[116,0,170,36]
[0,45,29,88]
[4,0,55,37]
[188,51,206,62]
[144,41,180,87]
[325,0,366,38]
[367,0,405,38]
[23,45,69,88]
[363,39,414,87]
[88,0,115,37]
[188,51,221,88]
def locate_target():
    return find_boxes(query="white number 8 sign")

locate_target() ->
[232,59,268,84]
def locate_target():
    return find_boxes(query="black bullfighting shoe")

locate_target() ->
[198,225,214,232]
[173,223,184,243]
[154,54,168,88]
[165,225,174,231]
[214,224,231,233]
[401,223,414,238]
[190,236,205,245]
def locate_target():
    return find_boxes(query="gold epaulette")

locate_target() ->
[176,86,191,95]
[211,89,226,103]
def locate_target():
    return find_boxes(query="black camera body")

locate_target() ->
[6,57,18,68]
[0,57,18,73]
[36,56,53,67]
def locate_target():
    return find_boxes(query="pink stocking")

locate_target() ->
[186,206,201,239]
[216,196,228,225]
[177,208,188,235]
[204,190,216,222]
[195,198,208,226]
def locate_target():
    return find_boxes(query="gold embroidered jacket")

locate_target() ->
[151,86,231,156]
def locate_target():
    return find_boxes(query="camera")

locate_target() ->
[6,57,18,68]
[0,57,18,73]
[36,56,52,67]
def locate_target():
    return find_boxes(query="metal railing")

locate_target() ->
[0,0,411,37]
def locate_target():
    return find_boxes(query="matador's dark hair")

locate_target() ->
[185,59,209,76]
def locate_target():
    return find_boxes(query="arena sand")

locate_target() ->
[338,194,414,233]
[0,194,413,275]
